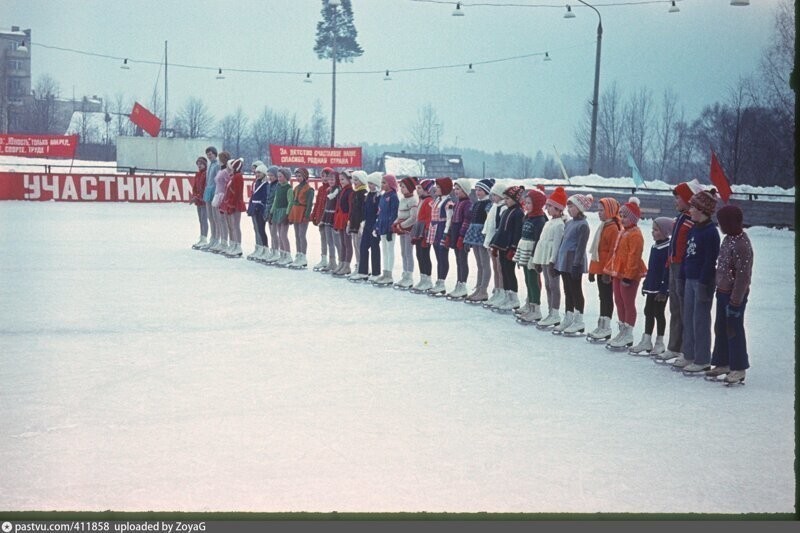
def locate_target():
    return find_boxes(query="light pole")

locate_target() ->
[566,1,602,175]
[330,0,340,148]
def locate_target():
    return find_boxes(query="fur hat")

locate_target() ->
[400,177,417,195]
[255,164,269,176]
[366,172,383,189]
[653,216,675,238]
[690,189,718,216]
[229,158,244,173]
[598,197,620,220]
[489,181,508,197]
[350,170,368,186]
[546,186,567,211]
[267,165,280,178]
[567,193,594,214]
[475,178,495,195]
[420,179,435,193]
[278,167,292,180]
[436,177,453,196]
[454,178,473,197]
[251,160,264,169]
[716,205,744,235]
[294,167,309,181]
[526,188,547,217]
[619,196,641,226]
[504,185,525,204]
[383,174,398,192]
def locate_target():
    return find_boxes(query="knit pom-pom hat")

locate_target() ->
[365,172,383,189]
[525,188,547,217]
[619,196,641,226]
[454,178,473,197]
[567,193,594,214]
[489,181,508,198]
[546,186,568,211]
[690,188,719,216]
[400,177,417,196]
[475,178,495,195]
[350,170,368,186]
[504,185,525,205]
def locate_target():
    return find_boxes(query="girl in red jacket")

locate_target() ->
[604,197,647,349]
[586,197,621,341]
[410,180,435,292]
[190,156,208,250]
[220,158,246,258]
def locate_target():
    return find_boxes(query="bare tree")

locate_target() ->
[516,153,534,179]
[26,75,61,133]
[75,97,100,143]
[758,0,794,122]
[409,104,442,154]
[623,87,654,177]
[174,97,214,138]
[308,99,330,147]
[218,107,249,156]
[575,81,624,176]
[653,88,681,182]
[111,92,135,137]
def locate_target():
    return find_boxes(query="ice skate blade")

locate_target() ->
[586,336,610,343]
[464,299,487,305]
[331,273,349,278]
[445,295,465,301]
[491,308,515,314]
[225,254,242,259]
[653,357,676,365]
[347,278,367,283]
[682,369,710,377]
[628,350,652,357]
[427,292,446,298]
[287,265,307,270]
[605,344,631,351]
[536,323,557,330]
[373,283,393,288]
[704,375,726,383]
[724,379,745,387]
[562,331,585,337]
[516,319,535,326]
[407,288,427,294]
[393,285,412,291]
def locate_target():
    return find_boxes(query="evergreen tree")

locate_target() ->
[314,0,364,62]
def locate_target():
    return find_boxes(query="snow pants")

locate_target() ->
[711,290,750,371]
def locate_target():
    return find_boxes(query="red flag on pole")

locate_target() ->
[709,150,732,204]
[130,102,162,137]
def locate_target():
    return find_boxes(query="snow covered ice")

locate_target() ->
[0,201,794,513]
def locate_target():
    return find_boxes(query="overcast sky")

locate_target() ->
[3,0,782,156]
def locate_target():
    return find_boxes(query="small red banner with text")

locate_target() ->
[0,135,79,158]
[268,145,362,168]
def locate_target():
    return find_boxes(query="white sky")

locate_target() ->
[3,0,781,156]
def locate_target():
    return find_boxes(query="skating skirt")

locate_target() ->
[464,223,485,247]
[333,211,349,231]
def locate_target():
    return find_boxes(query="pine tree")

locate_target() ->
[314,0,364,62]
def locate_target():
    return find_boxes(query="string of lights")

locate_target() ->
[30,39,596,78]
[410,0,681,8]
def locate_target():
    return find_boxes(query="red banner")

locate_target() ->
[269,144,362,168]
[0,134,78,158]
[0,172,327,202]
[130,102,162,137]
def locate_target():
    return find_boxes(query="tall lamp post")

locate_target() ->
[330,0,340,148]
[566,1,602,175]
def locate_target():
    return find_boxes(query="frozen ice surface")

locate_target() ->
[0,202,794,512]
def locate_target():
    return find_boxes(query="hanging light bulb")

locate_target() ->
[452,2,465,16]
[669,0,680,13]
[304,72,312,83]
[216,68,225,80]
[466,63,475,74]
[120,58,130,70]
[564,4,576,19]
[383,70,392,81]
[730,0,749,5]
[544,52,551,62]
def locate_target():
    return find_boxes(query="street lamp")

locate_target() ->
[565,0,602,175]
[330,0,340,148]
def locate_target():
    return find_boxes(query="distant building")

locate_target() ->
[377,151,465,178]
[0,26,32,133]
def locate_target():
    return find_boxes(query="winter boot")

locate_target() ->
[428,279,447,295]
[413,274,433,292]
[649,336,666,356]
[553,311,574,333]
[313,256,329,271]
[563,311,585,334]
[447,281,469,299]
[192,236,207,250]
[536,308,560,327]
[629,333,653,354]
[375,270,394,286]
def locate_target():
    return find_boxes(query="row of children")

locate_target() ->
[188,150,753,385]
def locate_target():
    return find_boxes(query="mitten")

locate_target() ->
[534,264,543,274]
[726,303,742,318]
[506,248,516,260]
[588,273,595,283]
[491,247,499,257]
[456,237,464,250]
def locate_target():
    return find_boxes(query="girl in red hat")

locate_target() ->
[586,197,622,341]
[425,178,455,296]
[410,179,435,292]
[532,186,568,328]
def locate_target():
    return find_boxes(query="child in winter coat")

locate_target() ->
[262,166,280,262]
[269,167,294,265]
[629,217,673,355]
[220,158,246,258]
[355,172,383,281]
[391,177,419,289]
[190,156,208,249]
[553,193,593,334]
[586,198,621,340]
[347,171,368,279]
[319,171,341,272]
[603,197,647,347]
[673,189,721,373]
[246,163,270,260]
[310,168,331,270]
[210,151,231,253]
[707,205,753,384]
[514,188,548,322]
[287,167,315,268]
[426,178,455,295]
[482,181,508,306]
[446,178,473,299]
[533,187,568,327]
[657,180,702,362]
[489,185,525,311]
[410,180,435,292]
[464,178,495,302]
[374,174,400,286]
[332,171,354,276]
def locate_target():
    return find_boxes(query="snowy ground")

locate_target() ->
[0,201,795,513]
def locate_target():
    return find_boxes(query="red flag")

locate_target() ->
[130,102,162,137]
[709,150,732,204]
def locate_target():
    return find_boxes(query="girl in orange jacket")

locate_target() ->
[587,197,621,341]
[604,197,647,348]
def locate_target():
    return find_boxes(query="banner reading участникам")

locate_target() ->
[268,145,361,168]
[0,134,79,158]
